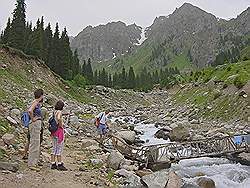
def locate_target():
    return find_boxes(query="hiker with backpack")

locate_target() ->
[27,89,44,171]
[95,109,110,139]
[22,103,48,161]
[50,100,67,171]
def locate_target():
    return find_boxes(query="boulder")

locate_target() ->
[181,183,200,188]
[196,177,215,188]
[41,107,48,120]
[81,139,99,148]
[136,169,153,177]
[86,145,102,151]
[190,119,200,124]
[154,129,169,140]
[6,116,17,125]
[10,109,21,121]
[115,169,134,177]
[120,164,138,171]
[166,172,182,188]
[69,115,79,127]
[239,90,247,97]
[0,139,5,147]
[2,133,15,145]
[107,151,125,170]
[147,161,171,171]
[0,162,19,172]
[169,125,190,142]
[90,159,103,166]
[45,93,58,105]
[116,169,144,188]
[117,131,136,144]
[141,169,169,188]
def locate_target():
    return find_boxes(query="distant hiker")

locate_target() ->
[95,109,110,138]
[50,100,67,171]
[27,89,44,171]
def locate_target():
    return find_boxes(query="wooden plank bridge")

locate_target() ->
[102,134,249,166]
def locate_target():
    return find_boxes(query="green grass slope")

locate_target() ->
[94,41,194,74]
[173,60,250,122]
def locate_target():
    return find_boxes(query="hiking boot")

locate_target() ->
[51,163,57,170]
[57,163,68,171]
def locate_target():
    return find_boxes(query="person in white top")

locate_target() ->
[96,109,110,138]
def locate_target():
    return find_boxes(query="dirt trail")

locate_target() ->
[0,136,112,188]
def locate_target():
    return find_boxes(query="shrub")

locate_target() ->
[213,91,222,100]
[73,74,87,88]
[226,66,232,72]
[233,75,246,89]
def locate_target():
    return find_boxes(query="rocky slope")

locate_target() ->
[70,21,142,62]
[0,45,249,188]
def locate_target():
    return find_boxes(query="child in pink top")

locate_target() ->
[50,100,67,171]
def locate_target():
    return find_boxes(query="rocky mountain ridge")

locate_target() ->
[71,3,250,71]
[70,21,142,62]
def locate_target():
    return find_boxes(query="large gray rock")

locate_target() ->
[117,131,136,144]
[196,177,215,188]
[107,151,125,170]
[141,170,169,188]
[6,116,17,125]
[45,93,58,105]
[166,172,182,188]
[154,129,169,140]
[181,183,200,188]
[90,159,103,166]
[116,169,144,188]
[81,139,99,148]
[69,115,79,127]
[2,133,15,145]
[10,109,21,121]
[41,107,48,120]
[0,139,5,147]
[0,162,19,172]
[169,125,190,142]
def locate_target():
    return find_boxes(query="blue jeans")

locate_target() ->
[97,123,107,135]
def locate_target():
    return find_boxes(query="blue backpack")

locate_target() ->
[21,112,31,128]
[48,113,58,133]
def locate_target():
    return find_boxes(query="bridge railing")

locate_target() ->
[102,134,249,164]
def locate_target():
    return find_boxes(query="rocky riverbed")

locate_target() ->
[0,86,249,188]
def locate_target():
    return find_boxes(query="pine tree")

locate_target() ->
[93,70,98,85]
[82,60,86,76]
[59,27,72,79]
[27,18,44,57]
[128,66,136,89]
[86,58,93,83]
[121,67,127,88]
[49,23,60,72]
[113,72,118,88]
[72,49,80,77]
[9,0,26,50]
[1,18,12,45]
[43,23,53,63]
[108,74,113,87]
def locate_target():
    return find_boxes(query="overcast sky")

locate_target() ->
[0,0,249,36]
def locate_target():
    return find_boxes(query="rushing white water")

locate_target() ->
[110,115,250,188]
[134,123,169,146]
[172,157,250,188]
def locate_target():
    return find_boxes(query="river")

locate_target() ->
[111,116,250,188]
